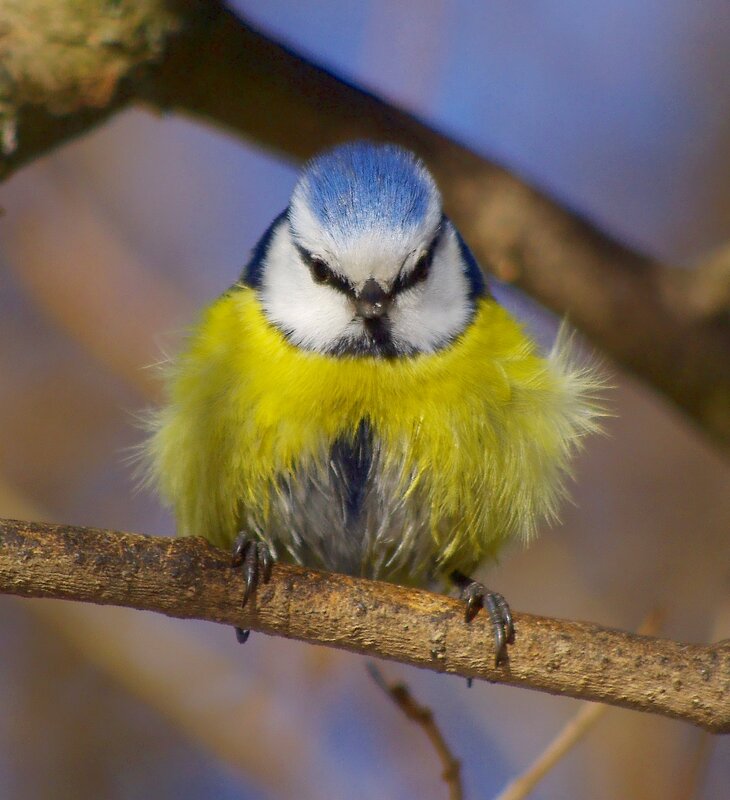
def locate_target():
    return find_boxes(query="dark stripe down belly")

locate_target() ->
[328,419,373,525]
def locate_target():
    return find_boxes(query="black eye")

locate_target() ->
[411,250,432,283]
[295,243,355,296]
[309,257,331,284]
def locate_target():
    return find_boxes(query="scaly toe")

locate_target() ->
[230,535,275,644]
[453,572,514,666]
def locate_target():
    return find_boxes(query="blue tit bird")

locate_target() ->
[147,142,602,663]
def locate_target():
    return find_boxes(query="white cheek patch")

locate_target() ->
[259,225,356,351]
[258,221,475,356]
[389,228,473,352]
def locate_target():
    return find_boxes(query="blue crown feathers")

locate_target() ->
[295,142,440,240]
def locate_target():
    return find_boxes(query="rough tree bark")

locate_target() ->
[1,1,728,450]
[1,519,728,733]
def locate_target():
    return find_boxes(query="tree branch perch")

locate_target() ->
[1,518,727,733]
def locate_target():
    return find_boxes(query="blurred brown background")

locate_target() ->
[0,2,728,798]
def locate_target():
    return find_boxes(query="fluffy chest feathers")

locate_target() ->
[149,286,599,582]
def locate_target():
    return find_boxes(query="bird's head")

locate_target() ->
[248,142,485,357]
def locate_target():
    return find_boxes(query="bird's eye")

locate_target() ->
[297,246,354,296]
[411,250,432,283]
[309,257,332,285]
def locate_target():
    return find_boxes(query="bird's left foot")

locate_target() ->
[451,571,514,666]
[231,534,274,644]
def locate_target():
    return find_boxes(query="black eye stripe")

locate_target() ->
[392,224,443,295]
[294,244,354,296]
[411,250,432,282]
[309,256,331,284]
[293,221,443,300]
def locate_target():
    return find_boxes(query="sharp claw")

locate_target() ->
[464,592,480,622]
[493,635,506,666]
[452,571,514,665]
[483,593,507,665]
[461,582,484,622]
[494,593,515,644]
[231,532,248,565]
[242,544,258,607]
[231,536,275,635]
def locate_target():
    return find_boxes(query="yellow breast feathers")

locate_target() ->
[148,286,601,578]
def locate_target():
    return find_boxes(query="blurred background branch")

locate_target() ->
[492,610,663,800]
[1,517,728,734]
[367,663,463,800]
[1,1,729,450]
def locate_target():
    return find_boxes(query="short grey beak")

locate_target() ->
[355,278,390,319]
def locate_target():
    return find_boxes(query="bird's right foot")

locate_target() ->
[451,570,515,666]
[231,534,274,644]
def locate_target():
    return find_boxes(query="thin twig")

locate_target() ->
[493,611,665,800]
[367,662,462,800]
[0,518,728,732]
[495,703,606,800]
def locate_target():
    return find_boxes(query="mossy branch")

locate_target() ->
[1,518,728,733]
